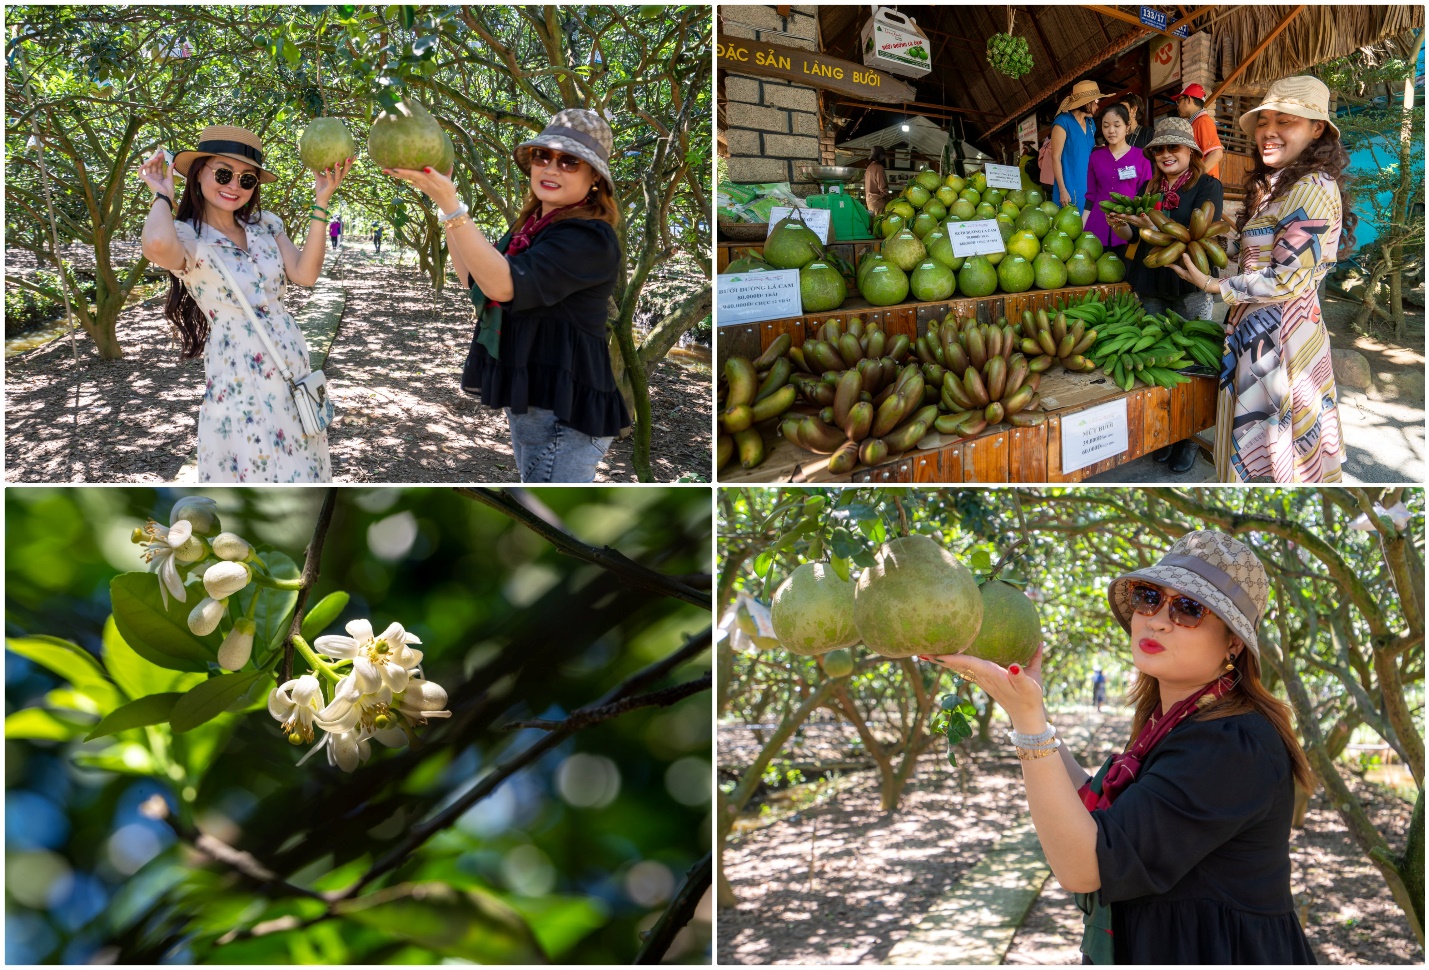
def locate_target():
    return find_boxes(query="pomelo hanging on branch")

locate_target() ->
[963,579,1042,666]
[770,562,858,656]
[820,647,855,678]
[298,117,357,172]
[852,535,982,658]
[367,98,446,171]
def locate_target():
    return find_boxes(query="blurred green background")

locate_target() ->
[5,486,712,964]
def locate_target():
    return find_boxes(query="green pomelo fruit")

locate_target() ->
[1075,232,1104,260]
[983,188,1005,208]
[367,99,446,170]
[1033,252,1069,290]
[1042,230,1075,262]
[821,647,855,679]
[298,117,358,172]
[975,202,997,220]
[889,200,917,221]
[1065,251,1098,286]
[911,212,939,238]
[999,201,1022,219]
[986,251,1004,266]
[880,214,906,239]
[1015,207,1051,239]
[922,199,948,222]
[910,260,956,302]
[936,186,959,208]
[1008,189,1029,208]
[437,129,455,174]
[916,170,943,193]
[1025,188,1045,207]
[771,562,859,655]
[995,218,1014,242]
[958,188,982,207]
[853,535,983,658]
[924,230,953,268]
[800,261,848,312]
[1038,200,1060,219]
[1054,205,1084,238]
[970,171,988,192]
[997,254,1034,293]
[857,252,888,287]
[724,255,775,274]
[944,174,967,194]
[905,184,932,209]
[1097,251,1127,283]
[860,263,909,306]
[963,580,1041,666]
[957,255,998,298]
[764,215,823,269]
[1006,229,1041,261]
[882,229,927,272]
[950,200,977,221]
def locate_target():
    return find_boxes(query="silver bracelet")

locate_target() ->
[438,201,469,224]
[1008,724,1057,747]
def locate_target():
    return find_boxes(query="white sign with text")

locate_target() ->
[717,269,803,327]
[947,219,1007,258]
[983,163,1023,191]
[766,207,831,244]
[1060,397,1130,473]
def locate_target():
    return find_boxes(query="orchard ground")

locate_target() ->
[4,242,712,482]
[718,706,1422,966]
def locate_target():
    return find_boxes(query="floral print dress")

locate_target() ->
[1213,172,1344,483]
[173,211,331,482]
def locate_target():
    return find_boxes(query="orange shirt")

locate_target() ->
[1191,111,1223,179]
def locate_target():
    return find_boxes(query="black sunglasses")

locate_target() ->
[1127,581,1211,628]
[1149,145,1183,156]
[528,147,587,174]
[212,166,259,190]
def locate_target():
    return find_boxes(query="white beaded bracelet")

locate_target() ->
[1008,724,1057,747]
[438,201,469,224]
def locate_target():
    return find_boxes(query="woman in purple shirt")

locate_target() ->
[1084,104,1154,250]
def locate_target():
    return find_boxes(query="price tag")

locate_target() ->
[983,163,1022,191]
[766,207,831,244]
[716,269,802,327]
[1060,398,1129,473]
[946,220,1007,258]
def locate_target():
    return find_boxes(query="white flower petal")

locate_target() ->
[297,731,330,766]
[268,684,296,720]
[344,619,375,643]
[314,635,359,659]
[203,560,251,599]
[373,726,408,747]
[376,621,407,645]
[351,657,381,694]
[165,519,194,548]
[383,663,410,693]
[159,557,187,607]
[292,675,323,708]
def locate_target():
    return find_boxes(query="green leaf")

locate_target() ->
[506,894,609,960]
[110,573,215,672]
[970,549,993,573]
[300,590,350,641]
[829,556,851,583]
[334,883,545,963]
[73,743,157,776]
[5,707,85,741]
[85,692,183,741]
[239,550,300,668]
[5,635,110,689]
[103,616,205,700]
[946,711,974,742]
[171,671,266,733]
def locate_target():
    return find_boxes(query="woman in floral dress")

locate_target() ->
[1168,77,1355,483]
[139,125,352,482]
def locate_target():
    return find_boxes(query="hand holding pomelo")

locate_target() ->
[368,98,447,171]
[922,642,1046,727]
[298,117,358,173]
[963,580,1042,666]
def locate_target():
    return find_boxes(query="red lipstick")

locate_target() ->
[1138,638,1165,654]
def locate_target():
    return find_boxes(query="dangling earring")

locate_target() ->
[1224,656,1235,673]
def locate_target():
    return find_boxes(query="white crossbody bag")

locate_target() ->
[198,240,333,437]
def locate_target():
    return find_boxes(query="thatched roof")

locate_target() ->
[1209,5,1423,90]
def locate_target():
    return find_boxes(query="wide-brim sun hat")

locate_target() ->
[1058,79,1106,114]
[514,108,616,197]
[1238,74,1340,139]
[1107,530,1269,659]
[172,125,279,185]
[1143,116,1202,159]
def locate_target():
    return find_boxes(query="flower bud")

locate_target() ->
[212,532,251,562]
[175,535,208,563]
[203,560,252,600]
[170,496,221,536]
[218,618,256,670]
[188,596,227,636]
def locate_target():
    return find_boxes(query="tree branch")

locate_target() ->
[282,488,339,685]
[504,672,710,731]
[632,850,711,964]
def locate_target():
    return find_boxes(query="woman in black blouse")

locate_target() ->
[924,530,1316,965]
[390,108,629,482]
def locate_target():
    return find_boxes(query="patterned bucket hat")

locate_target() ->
[1107,531,1269,657]
[514,108,615,197]
[1142,116,1202,158]
[1238,75,1340,139]
[173,125,279,184]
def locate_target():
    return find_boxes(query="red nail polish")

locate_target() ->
[1009,664,1021,675]
[423,167,432,174]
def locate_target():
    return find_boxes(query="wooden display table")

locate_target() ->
[715,283,1218,484]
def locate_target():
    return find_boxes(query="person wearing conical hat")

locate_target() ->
[1166,76,1356,483]
[387,107,629,483]
[924,530,1315,964]
[138,126,353,483]
[1049,79,1104,209]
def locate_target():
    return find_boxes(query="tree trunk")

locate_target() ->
[613,312,653,480]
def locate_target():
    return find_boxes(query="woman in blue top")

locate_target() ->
[1050,79,1104,208]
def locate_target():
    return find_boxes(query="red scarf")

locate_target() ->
[1154,168,1194,213]
[1078,675,1235,811]
[485,203,583,312]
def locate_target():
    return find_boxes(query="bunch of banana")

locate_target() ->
[1015,307,1099,373]
[1139,201,1232,271]
[1057,287,1140,328]
[1086,308,1224,392]
[716,337,802,471]
[790,316,912,385]
[923,313,1047,437]
[781,362,939,474]
[1099,190,1162,215]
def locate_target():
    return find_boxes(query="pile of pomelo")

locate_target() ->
[767,534,1042,675]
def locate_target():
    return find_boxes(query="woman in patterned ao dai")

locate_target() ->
[1167,77,1356,483]
[139,125,352,482]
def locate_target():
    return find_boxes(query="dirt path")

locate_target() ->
[719,708,1422,965]
[4,243,711,482]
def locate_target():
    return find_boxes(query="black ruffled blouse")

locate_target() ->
[1122,174,1224,303]
[1088,711,1316,964]
[461,218,630,438]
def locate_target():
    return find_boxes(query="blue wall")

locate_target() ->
[1340,45,1425,253]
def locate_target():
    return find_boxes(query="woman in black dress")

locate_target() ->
[389,108,629,482]
[925,530,1316,964]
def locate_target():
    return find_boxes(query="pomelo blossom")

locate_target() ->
[268,674,324,744]
[187,596,226,636]
[203,560,252,600]
[170,495,221,536]
[218,618,256,670]
[211,532,252,561]
[314,619,424,693]
[135,518,205,608]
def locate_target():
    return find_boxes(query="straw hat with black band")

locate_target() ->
[173,126,280,185]
[1238,75,1340,139]
[513,108,616,197]
[1058,79,1106,114]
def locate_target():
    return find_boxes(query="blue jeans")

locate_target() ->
[505,407,613,482]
